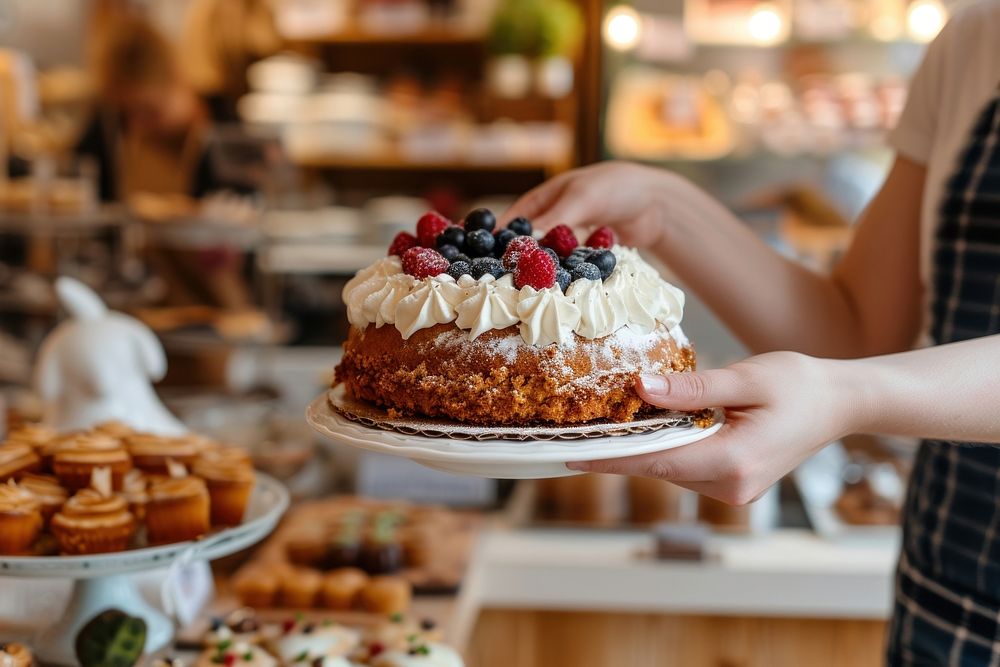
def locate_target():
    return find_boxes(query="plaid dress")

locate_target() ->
[887,88,1000,665]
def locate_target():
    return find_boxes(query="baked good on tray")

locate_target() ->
[335,209,693,426]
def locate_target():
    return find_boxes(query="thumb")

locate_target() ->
[636,370,754,411]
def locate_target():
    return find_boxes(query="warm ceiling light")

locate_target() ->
[604,6,642,51]
[747,3,785,45]
[907,0,947,42]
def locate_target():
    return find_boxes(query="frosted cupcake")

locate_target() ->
[193,451,255,527]
[5,423,57,455]
[146,476,211,544]
[19,473,68,525]
[0,443,41,482]
[0,481,43,554]
[50,488,136,555]
[52,434,132,491]
[125,434,201,474]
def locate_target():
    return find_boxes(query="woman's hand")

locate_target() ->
[569,352,867,505]
[500,161,679,247]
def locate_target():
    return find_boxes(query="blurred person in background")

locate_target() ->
[77,13,253,310]
[504,1,1000,664]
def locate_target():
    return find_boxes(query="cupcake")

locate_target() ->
[0,481,43,554]
[319,568,369,610]
[125,434,201,474]
[192,451,255,527]
[359,576,412,615]
[0,443,42,482]
[50,488,136,554]
[5,423,57,455]
[19,473,68,524]
[92,420,136,439]
[233,565,283,608]
[145,476,211,544]
[279,567,323,608]
[52,434,132,491]
[0,642,34,667]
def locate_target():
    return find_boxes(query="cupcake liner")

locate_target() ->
[53,460,131,491]
[51,518,135,555]
[205,478,254,527]
[0,512,42,555]
[145,494,210,545]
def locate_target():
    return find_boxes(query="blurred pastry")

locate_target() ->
[285,529,329,568]
[359,576,412,615]
[197,445,253,468]
[279,567,323,608]
[19,473,68,524]
[125,434,200,474]
[121,469,150,521]
[92,421,136,440]
[193,452,255,526]
[5,423,57,455]
[371,642,464,667]
[400,525,432,568]
[205,608,269,647]
[269,619,360,664]
[233,565,283,608]
[0,642,33,667]
[52,434,132,491]
[319,567,369,610]
[627,476,685,525]
[0,480,43,554]
[146,476,210,544]
[0,442,42,482]
[51,488,136,554]
[196,640,277,667]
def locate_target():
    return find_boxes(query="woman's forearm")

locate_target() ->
[650,173,860,357]
[837,335,1000,443]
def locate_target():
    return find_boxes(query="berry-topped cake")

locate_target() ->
[334,208,695,426]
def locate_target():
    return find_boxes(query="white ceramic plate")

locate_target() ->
[307,395,724,479]
[0,473,289,578]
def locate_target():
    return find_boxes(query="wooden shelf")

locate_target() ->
[291,152,566,174]
[290,22,485,46]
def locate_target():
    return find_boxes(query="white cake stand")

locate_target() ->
[307,395,723,479]
[0,473,289,666]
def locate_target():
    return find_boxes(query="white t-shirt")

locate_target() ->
[887,0,1000,281]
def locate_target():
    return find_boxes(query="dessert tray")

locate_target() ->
[0,473,289,666]
[308,389,724,479]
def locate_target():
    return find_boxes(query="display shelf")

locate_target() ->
[0,474,289,666]
[290,22,486,46]
[291,152,567,174]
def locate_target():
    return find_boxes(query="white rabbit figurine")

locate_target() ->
[35,277,187,435]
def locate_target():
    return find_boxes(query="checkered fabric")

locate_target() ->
[887,89,1000,666]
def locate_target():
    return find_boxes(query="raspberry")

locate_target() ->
[416,211,452,248]
[540,224,578,258]
[514,247,557,290]
[501,236,538,270]
[585,226,616,249]
[402,247,449,279]
[388,232,418,257]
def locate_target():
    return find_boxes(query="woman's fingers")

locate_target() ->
[636,369,757,411]
[499,173,572,226]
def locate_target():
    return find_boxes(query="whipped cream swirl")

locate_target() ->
[344,246,685,345]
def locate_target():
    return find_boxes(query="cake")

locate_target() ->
[335,210,693,426]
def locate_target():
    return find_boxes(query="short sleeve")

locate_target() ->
[887,19,957,164]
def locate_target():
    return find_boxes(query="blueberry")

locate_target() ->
[464,229,496,257]
[471,256,505,280]
[452,253,472,265]
[555,268,572,292]
[562,253,587,270]
[587,249,616,279]
[437,226,465,249]
[542,247,560,267]
[508,217,532,236]
[494,229,517,254]
[464,208,496,233]
[438,244,461,261]
[447,261,472,279]
[571,262,601,282]
[570,247,592,258]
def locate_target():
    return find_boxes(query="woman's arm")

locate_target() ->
[570,335,1000,504]
[502,157,926,358]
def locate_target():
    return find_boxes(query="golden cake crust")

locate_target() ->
[335,323,695,426]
